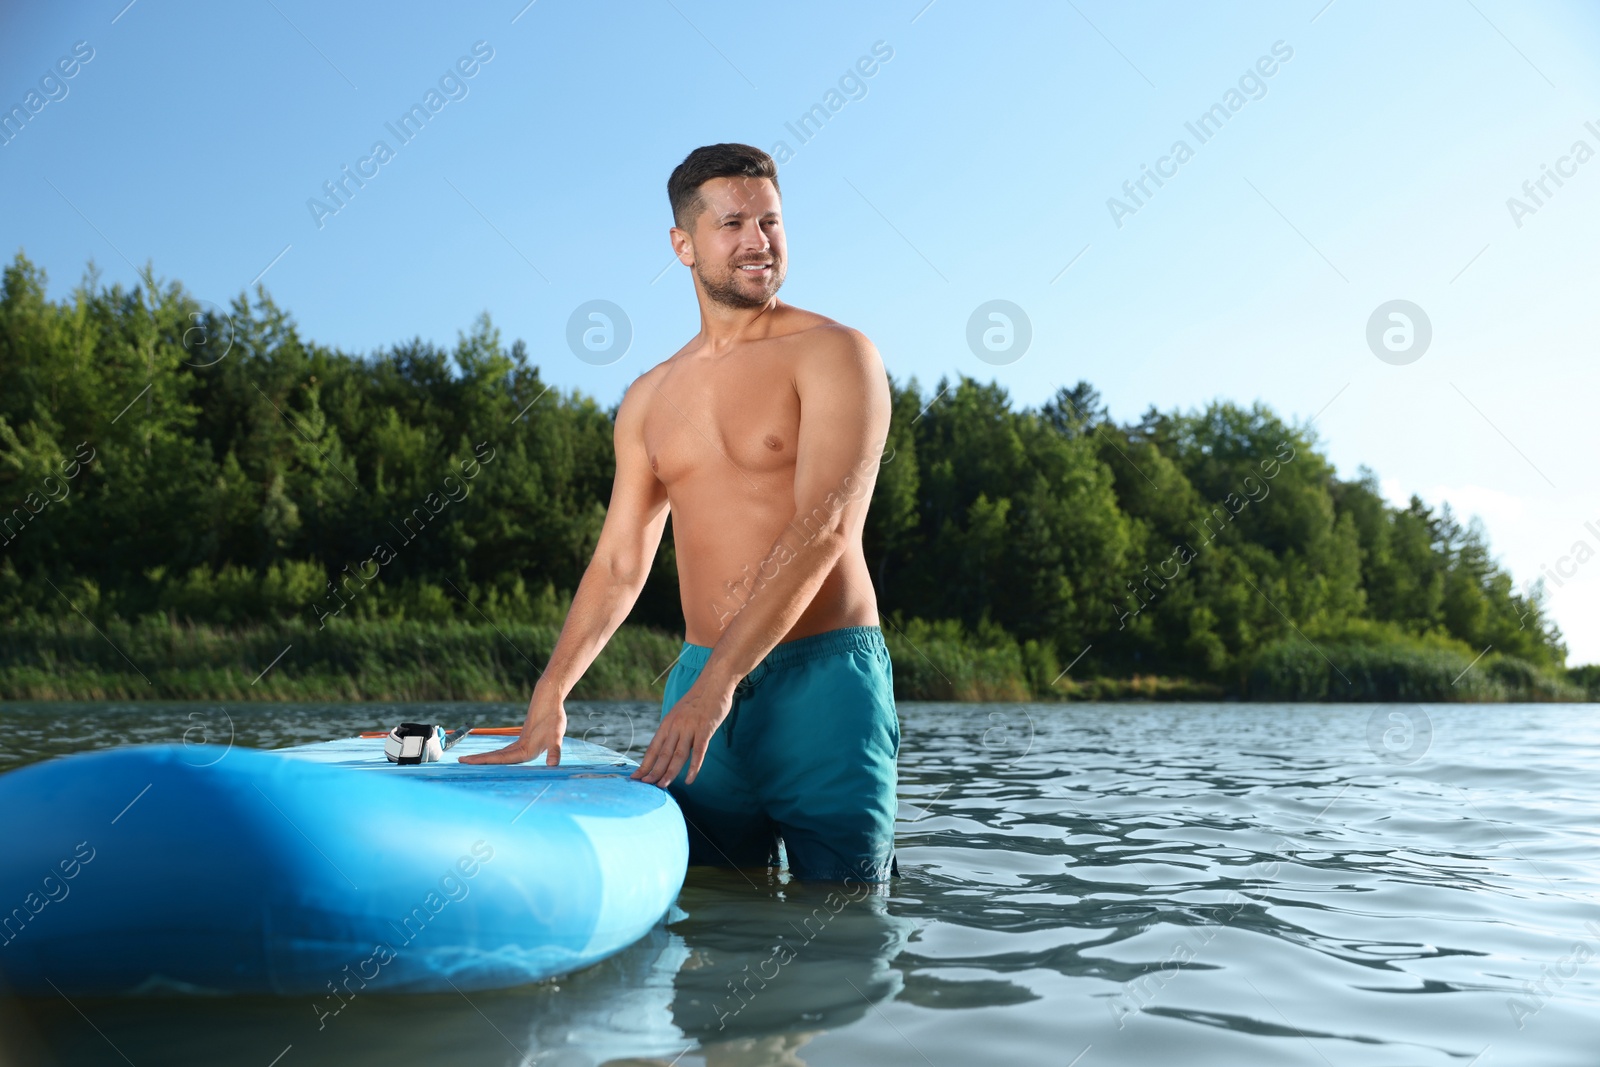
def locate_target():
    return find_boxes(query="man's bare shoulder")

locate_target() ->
[768,302,838,333]
[787,319,884,382]
[763,303,879,364]
[615,361,674,429]
[768,304,858,343]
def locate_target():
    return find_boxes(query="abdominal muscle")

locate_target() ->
[668,475,879,648]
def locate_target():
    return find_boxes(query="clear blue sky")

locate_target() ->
[4,1,1598,662]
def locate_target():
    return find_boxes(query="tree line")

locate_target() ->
[0,254,1573,699]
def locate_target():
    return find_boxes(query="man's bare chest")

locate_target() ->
[642,355,801,488]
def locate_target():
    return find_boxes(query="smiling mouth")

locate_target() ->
[736,262,772,273]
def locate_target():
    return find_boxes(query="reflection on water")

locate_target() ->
[4,700,1600,1065]
[667,870,911,1049]
[1,865,910,1067]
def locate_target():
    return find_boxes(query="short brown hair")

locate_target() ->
[667,143,780,231]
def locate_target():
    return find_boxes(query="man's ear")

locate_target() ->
[671,227,695,266]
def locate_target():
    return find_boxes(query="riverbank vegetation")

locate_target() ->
[0,255,1585,702]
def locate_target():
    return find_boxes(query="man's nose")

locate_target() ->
[740,222,771,249]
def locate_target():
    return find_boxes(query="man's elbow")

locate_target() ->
[793,509,850,557]
[596,551,649,589]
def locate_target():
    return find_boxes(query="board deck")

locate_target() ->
[275,733,659,815]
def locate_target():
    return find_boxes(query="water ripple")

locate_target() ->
[3,699,1598,1066]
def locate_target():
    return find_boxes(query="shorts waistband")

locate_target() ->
[676,624,885,686]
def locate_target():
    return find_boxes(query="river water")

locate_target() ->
[3,700,1598,1066]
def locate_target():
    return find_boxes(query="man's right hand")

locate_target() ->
[457,689,566,766]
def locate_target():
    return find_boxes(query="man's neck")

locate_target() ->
[695,297,783,352]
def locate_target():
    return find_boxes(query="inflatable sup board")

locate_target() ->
[0,731,688,996]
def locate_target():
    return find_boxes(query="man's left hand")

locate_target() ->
[631,676,735,787]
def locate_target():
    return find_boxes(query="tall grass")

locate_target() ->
[1246,622,1584,702]
[0,616,682,702]
[0,616,1584,703]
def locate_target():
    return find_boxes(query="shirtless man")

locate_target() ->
[462,143,900,883]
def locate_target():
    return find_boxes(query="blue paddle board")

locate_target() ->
[0,732,688,996]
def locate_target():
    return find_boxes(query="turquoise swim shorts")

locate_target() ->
[659,624,900,883]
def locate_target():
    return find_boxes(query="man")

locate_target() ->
[462,143,899,883]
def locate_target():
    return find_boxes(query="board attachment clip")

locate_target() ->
[383,721,473,764]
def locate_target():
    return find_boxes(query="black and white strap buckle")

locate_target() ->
[383,722,472,764]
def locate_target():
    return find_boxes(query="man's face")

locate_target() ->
[679,176,786,309]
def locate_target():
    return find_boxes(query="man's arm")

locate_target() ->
[631,326,890,786]
[461,376,669,766]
